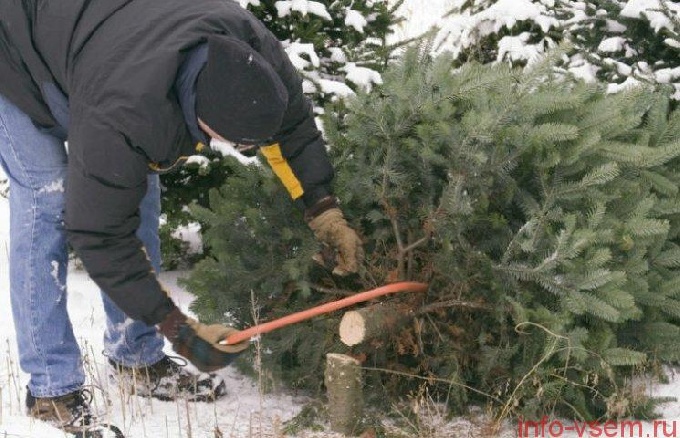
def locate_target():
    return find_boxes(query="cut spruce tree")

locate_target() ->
[185,47,680,420]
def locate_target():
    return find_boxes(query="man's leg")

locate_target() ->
[0,94,83,397]
[101,174,165,367]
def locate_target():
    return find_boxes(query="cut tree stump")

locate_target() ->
[324,353,363,436]
[339,302,414,346]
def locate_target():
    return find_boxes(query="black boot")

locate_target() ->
[108,355,227,402]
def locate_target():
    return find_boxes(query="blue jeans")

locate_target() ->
[0,93,165,397]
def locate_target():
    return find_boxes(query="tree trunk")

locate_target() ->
[339,303,414,346]
[324,354,363,436]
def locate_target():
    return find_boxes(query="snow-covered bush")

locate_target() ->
[241,0,403,102]
[435,0,680,99]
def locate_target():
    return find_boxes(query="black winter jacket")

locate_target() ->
[0,0,334,325]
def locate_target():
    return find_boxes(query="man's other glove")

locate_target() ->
[306,197,364,276]
[158,308,249,372]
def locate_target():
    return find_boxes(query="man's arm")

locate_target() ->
[249,27,364,275]
[251,25,335,208]
[64,119,176,325]
[65,116,248,370]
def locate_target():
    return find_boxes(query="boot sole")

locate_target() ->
[109,372,227,402]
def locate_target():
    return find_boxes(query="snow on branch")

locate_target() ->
[275,0,332,20]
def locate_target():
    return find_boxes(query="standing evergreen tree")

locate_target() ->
[435,0,680,100]
[186,46,680,420]
[240,0,403,100]
[159,0,403,269]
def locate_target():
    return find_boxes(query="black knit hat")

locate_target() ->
[196,36,289,144]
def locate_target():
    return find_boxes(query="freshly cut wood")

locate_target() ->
[339,302,413,346]
[324,353,363,436]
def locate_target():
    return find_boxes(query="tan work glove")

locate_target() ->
[307,199,364,276]
[158,308,249,372]
[185,319,250,354]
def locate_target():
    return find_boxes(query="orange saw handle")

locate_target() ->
[221,281,428,345]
